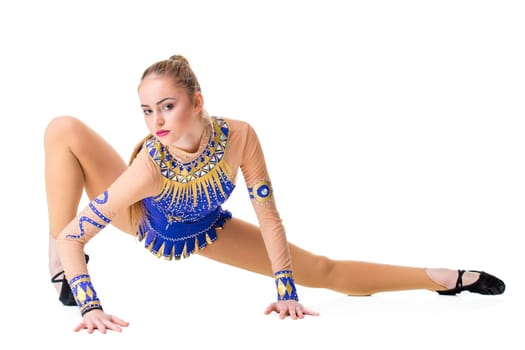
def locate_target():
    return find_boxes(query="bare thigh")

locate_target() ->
[197,217,273,276]
[197,217,442,295]
[44,116,134,234]
[197,216,330,287]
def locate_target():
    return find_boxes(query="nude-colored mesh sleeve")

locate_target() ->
[240,123,292,273]
[56,148,161,282]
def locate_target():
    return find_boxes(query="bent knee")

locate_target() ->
[295,254,335,287]
[314,255,335,275]
[44,116,85,145]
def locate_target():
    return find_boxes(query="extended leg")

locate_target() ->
[44,116,132,291]
[198,217,448,295]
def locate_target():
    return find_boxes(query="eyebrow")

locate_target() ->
[141,97,177,108]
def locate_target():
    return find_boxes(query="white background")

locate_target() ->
[0,0,523,348]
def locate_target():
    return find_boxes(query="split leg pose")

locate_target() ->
[46,117,492,301]
[45,55,504,334]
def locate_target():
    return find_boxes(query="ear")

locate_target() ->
[193,91,204,113]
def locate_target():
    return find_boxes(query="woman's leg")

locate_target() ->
[198,217,477,295]
[44,116,132,291]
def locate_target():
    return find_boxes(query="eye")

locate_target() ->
[142,109,153,116]
[163,103,174,111]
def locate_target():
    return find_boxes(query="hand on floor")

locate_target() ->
[74,309,129,334]
[264,299,320,320]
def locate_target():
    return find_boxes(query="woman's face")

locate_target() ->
[138,74,202,145]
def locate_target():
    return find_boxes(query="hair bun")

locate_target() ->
[168,55,189,65]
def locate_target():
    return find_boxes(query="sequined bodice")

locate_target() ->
[142,116,235,225]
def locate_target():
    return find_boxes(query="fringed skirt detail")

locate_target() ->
[137,206,232,260]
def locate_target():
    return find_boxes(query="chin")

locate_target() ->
[164,134,181,145]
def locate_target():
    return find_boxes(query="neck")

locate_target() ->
[171,116,207,153]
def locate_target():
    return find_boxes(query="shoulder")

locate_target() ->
[130,143,160,175]
[126,141,163,194]
[139,135,171,170]
[216,116,258,143]
[141,134,161,157]
[217,116,253,134]
[128,137,162,179]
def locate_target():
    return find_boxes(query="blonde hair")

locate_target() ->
[127,55,209,233]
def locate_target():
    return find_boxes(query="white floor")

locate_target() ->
[3,225,521,349]
[1,1,523,348]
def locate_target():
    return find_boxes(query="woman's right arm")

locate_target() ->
[56,147,160,333]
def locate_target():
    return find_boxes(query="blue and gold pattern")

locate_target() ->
[139,207,232,260]
[139,117,235,260]
[145,117,234,208]
[274,270,299,301]
[66,191,111,239]
[69,274,103,315]
[248,179,273,203]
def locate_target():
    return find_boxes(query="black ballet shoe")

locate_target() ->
[437,270,505,296]
[51,254,90,306]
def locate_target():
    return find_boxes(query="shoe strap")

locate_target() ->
[50,254,89,284]
[51,270,65,283]
[456,270,466,289]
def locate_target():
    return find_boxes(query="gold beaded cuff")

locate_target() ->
[274,269,299,301]
[69,274,103,316]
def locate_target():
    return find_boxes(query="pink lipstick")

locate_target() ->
[156,130,170,137]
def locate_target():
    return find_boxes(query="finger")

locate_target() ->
[279,308,287,319]
[74,322,86,332]
[296,307,304,319]
[264,303,276,315]
[288,307,297,320]
[93,319,107,334]
[87,322,95,334]
[303,307,320,316]
[111,315,130,327]
[103,319,122,333]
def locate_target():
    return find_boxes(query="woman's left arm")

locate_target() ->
[239,122,319,319]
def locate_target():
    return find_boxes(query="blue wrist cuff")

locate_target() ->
[69,274,103,316]
[274,269,299,301]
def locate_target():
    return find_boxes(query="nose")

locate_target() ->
[153,112,165,126]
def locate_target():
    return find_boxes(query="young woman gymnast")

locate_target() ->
[45,54,505,334]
